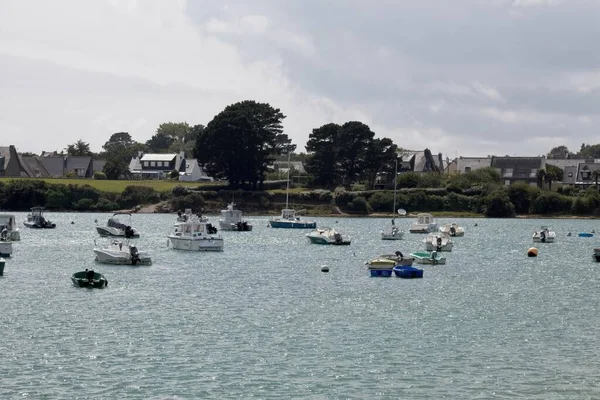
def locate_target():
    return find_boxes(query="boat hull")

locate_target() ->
[219,222,253,231]
[0,242,12,257]
[269,220,316,229]
[96,226,140,238]
[393,266,423,279]
[93,250,152,266]
[23,221,56,229]
[368,267,393,277]
[410,252,446,265]
[71,271,108,288]
[168,236,224,251]
[366,255,414,267]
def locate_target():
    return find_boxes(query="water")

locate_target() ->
[2,213,600,399]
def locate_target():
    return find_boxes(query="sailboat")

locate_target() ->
[268,152,317,229]
[381,157,405,240]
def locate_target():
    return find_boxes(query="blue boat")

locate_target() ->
[393,265,424,279]
[269,209,317,229]
[578,232,594,237]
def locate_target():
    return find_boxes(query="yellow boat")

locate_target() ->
[366,252,414,267]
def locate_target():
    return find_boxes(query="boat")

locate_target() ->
[268,152,316,229]
[218,203,252,231]
[366,252,414,267]
[439,223,465,237]
[71,270,108,288]
[381,159,405,240]
[423,233,453,252]
[532,226,555,243]
[306,227,351,245]
[168,214,224,251]
[96,213,139,238]
[23,207,56,229]
[409,251,447,265]
[367,265,394,277]
[593,248,600,262]
[0,257,5,275]
[0,238,12,257]
[0,213,20,241]
[393,265,423,279]
[409,213,438,233]
[93,240,152,266]
[578,232,594,238]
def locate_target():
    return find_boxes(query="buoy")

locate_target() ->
[527,247,538,257]
[567,232,572,237]
[321,266,329,273]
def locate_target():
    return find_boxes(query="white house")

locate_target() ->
[179,158,213,182]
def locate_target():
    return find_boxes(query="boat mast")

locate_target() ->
[286,151,291,209]
[393,157,398,214]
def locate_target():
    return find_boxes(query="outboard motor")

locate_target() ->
[540,230,546,243]
[130,246,140,266]
[450,226,456,236]
[125,226,134,238]
[436,236,443,252]
[334,233,343,244]
[242,222,249,231]
[207,224,218,234]
[236,222,243,231]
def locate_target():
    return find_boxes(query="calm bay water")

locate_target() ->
[2,212,600,399]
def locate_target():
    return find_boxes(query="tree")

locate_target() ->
[65,139,93,157]
[536,169,546,189]
[145,132,174,153]
[546,164,563,182]
[336,121,375,186]
[593,170,600,191]
[101,132,146,179]
[146,122,196,154]
[305,123,342,188]
[195,100,291,189]
[362,138,398,190]
[579,143,600,158]
[544,169,556,191]
[547,145,571,159]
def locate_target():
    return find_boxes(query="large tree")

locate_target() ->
[579,143,600,159]
[65,139,93,157]
[547,145,572,159]
[336,121,375,186]
[101,132,146,179]
[362,138,398,190]
[195,101,292,189]
[305,123,341,187]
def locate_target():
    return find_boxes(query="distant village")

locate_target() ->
[1,144,599,189]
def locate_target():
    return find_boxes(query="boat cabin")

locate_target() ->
[281,209,298,220]
[416,213,434,225]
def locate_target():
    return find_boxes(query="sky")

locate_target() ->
[1,0,599,158]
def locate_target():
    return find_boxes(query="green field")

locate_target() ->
[0,178,217,193]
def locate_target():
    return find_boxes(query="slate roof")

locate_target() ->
[491,157,544,170]
[92,160,106,173]
[562,166,577,185]
[40,156,65,178]
[0,146,13,171]
[20,156,49,178]
[66,156,92,172]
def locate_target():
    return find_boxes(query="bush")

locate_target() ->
[416,172,444,188]
[172,185,189,197]
[397,173,420,188]
[506,182,539,215]
[118,186,160,208]
[367,191,395,212]
[530,192,572,214]
[74,198,94,211]
[169,170,179,179]
[350,196,372,214]
[484,190,515,217]
[96,197,119,211]
[93,171,107,180]
[170,193,206,212]
[45,190,69,209]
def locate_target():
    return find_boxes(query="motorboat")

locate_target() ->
[410,251,447,265]
[306,227,351,245]
[365,252,414,267]
[532,226,555,243]
[23,207,56,229]
[168,214,223,251]
[593,248,600,262]
[423,233,453,252]
[0,238,12,257]
[381,218,404,240]
[393,265,423,279]
[0,213,20,240]
[268,152,316,229]
[0,257,5,275]
[96,213,140,238]
[71,270,108,288]
[439,223,465,237]
[94,240,152,266]
[219,203,252,231]
[409,213,438,233]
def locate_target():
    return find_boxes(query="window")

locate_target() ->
[464,167,471,173]
[568,172,573,178]
[151,161,156,167]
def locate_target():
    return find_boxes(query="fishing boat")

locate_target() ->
[0,213,20,240]
[96,213,139,238]
[439,223,465,237]
[0,257,5,275]
[93,240,152,266]
[409,213,438,233]
[423,233,453,252]
[532,226,555,243]
[219,203,252,231]
[393,265,423,279]
[409,251,446,265]
[381,158,405,240]
[23,207,56,229]
[365,252,414,267]
[268,152,316,229]
[71,270,108,288]
[168,213,224,251]
[306,227,351,245]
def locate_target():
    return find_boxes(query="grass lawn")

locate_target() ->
[0,178,218,193]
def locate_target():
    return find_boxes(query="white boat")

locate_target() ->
[0,239,12,257]
[219,203,252,231]
[0,214,20,241]
[409,213,438,233]
[168,214,223,251]
[268,152,316,229]
[96,212,140,238]
[381,158,405,240]
[532,226,556,243]
[410,251,446,265]
[439,223,465,237]
[306,227,351,245]
[23,207,56,229]
[93,240,152,266]
[423,233,453,252]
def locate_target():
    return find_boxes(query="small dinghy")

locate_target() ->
[410,251,446,265]
[393,265,423,279]
[579,232,594,238]
[71,269,108,288]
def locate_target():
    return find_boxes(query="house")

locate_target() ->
[0,145,26,177]
[65,156,93,178]
[129,151,185,179]
[40,155,65,178]
[455,156,493,174]
[545,157,591,184]
[398,149,444,174]
[271,160,306,174]
[19,156,49,178]
[92,160,106,175]
[490,156,546,186]
[179,159,213,182]
[570,162,600,187]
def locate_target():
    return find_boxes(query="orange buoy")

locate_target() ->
[527,247,538,257]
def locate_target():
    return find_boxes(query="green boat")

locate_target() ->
[409,251,446,265]
[71,270,108,288]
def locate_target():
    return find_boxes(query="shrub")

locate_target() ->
[169,170,179,179]
[172,185,189,197]
[170,193,206,212]
[119,186,160,208]
[74,198,94,211]
[484,190,515,217]
[397,173,420,189]
[96,197,119,211]
[530,192,572,214]
[367,191,394,212]
[93,171,107,180]
[506,182,539,215]
[350,196,372,214]
[45,190,69,209]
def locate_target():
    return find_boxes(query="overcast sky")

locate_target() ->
[1,0,599,157]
